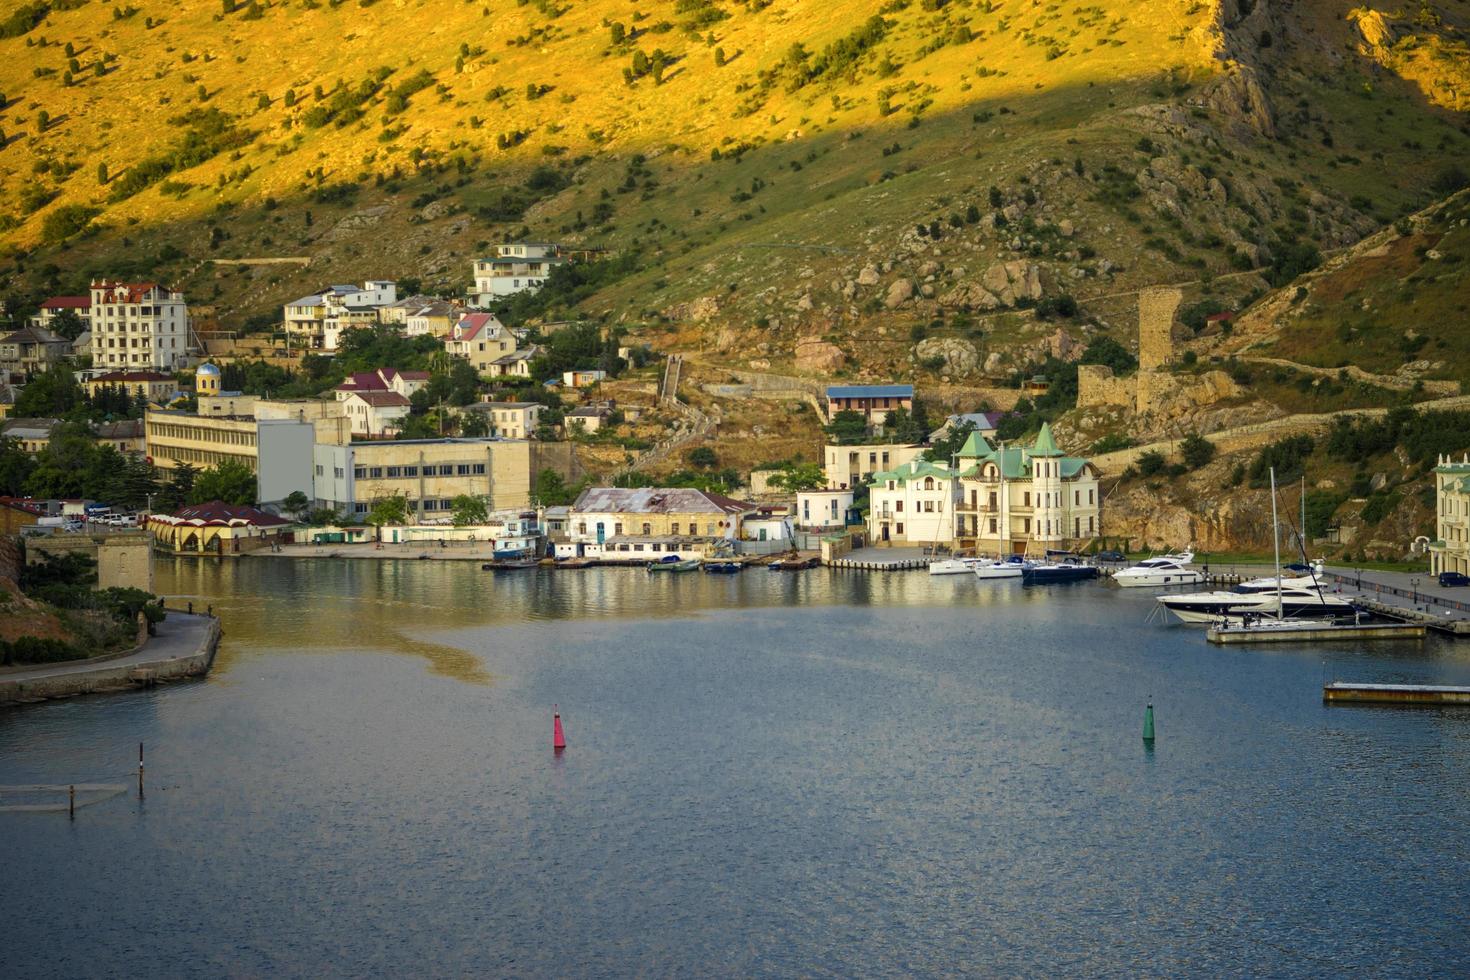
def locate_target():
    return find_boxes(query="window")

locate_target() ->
[354,503,368,514]
[473,464,486,475]
[881,452,890,467]
[406,466,421,477]
[989,518,997,533]
[869,453,877,466]
[457,464,470,476]
[1089,488,1095,505]
[370,467,383,478]
[896,522,904,535]
[614,523,623,536]
[671,523,679,535]
[315,464,324,476]
[1024,492,1031,507]
[923,477,935,490]
[577,522,586,535]
[634,544,644,552]
[895,501,904,513]
[334,467,344,479]
[706,524,715,536]
[1023,518,1031,533]
[642,522,651,536]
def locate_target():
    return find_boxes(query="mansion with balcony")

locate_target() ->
[470,244,563,304]
[1430,454,1470,577]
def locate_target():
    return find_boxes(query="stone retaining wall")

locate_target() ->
[0,616,221,706]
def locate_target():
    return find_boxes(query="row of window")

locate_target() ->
[336,462,489,479]
[99,337,179,348]
[575,521,719,537]
[150,423,256,445]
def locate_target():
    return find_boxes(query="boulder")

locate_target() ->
[856,264,881,286]
[794,337,846,373]
[885,278,915,308]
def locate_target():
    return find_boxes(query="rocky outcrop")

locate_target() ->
[915,338,979,376]
[665,295,722,322]
[794,337,846,373]
[885,278,915,308]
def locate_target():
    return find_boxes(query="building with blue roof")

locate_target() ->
[824,384,914,424]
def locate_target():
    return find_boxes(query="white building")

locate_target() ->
[284,281,397,352]
[483,401,543,440]
[796,489,855,531]
[334,368,430,403]
[89,280,191,371]
[824,441,925,491]
[342,390,412,437]
[470,244,563,304]
[866,458,958,546]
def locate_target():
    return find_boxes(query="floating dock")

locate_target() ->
[1323,682,1470,705]
[1206,621,1427,644]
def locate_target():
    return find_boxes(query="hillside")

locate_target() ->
[0,0,1465,355]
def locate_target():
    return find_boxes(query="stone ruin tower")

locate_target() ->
[1133,286,1181,413]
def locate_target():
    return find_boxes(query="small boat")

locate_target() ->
[647,558,700,572]
[928,557,987,576]
[703,561,743,574]
[552,558,594,569]
[485,558,538,571]
[1021,560,1099,584]
[973,556,1026,580]
[769,556,819,570]
[1112,550,1204,588]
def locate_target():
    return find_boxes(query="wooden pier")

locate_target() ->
[1206,621,1427,644]
[1323,682,1470,705]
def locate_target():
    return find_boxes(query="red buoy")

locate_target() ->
[553,706,567,752]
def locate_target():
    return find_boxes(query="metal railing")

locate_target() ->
[1324,572,1470,614]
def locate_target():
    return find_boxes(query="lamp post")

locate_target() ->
[1412,577,1420,609]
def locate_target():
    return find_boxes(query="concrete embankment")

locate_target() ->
[0,613,221,707]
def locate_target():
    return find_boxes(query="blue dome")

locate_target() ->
[196,363,222,376]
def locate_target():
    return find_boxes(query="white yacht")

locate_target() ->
[973,556,1026,580]
[1112,550,1204,588]
[928,557,987,576]
[1158,581,1354,623]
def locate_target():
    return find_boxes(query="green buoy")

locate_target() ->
[1142,702,1156,742]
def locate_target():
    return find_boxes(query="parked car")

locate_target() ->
[1095,550,1127,563]
[1439,571,1470,587]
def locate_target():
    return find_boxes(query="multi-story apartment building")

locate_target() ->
[866,459,959,546]
[32,295,91,332]
[823,441,925,490]
[470,244,562,304]
[312,437,537,519]
[88,281,191,371]
[0,326,70,381]
[825,384,914,424]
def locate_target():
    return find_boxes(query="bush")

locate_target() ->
[1136,450,1167,477]
[41,204,100,243]
[0,636,82,665]
[1180,431,1216,469]
[1360,493,1398,525]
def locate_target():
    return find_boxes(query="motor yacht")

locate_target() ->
[1111,550,1204,588]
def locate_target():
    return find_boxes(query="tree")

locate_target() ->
[366,493,410,527]
[824,409,869,444]
[191,459,257,506]
[13,362,82,417]
[924,421,977,463]
[533,467,574,506]
[283,490,310,519]
[767,462,825,492]
[1180,431,1216,469]
[159,463,197,512]
[688,446,718,469]
[0,437,37,496]
[47,308,86,341]
[450,494,488,526]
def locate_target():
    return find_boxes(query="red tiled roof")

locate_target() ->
[92,281,168,304]
[348,391,412,407]
[383,368,430,381]
[337,368,429,393]
[42,296,91,310]
[0,496,45,515]
[453,313,500,341]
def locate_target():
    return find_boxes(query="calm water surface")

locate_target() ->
[4,559,1470,977]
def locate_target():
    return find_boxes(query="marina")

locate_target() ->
[5,559,1469,976]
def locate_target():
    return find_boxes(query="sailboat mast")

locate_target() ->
[998,440,1007,559]
[1271,468,1283,620]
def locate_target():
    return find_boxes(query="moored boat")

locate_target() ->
[647,557,701,572]
[1112,550,1204,588]
[928,557,986,576]
[1021,561,1099,584]
[769,556,820,570]
[972,556,1026,580]
[1157,584,1354,623]
[485,557,538,571]
[703,561,743,574]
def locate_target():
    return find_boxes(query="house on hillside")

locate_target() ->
[823,441,925,490]
[341,390,412,437]
[32,295,91,332]
[825,384,914,424]
[563,369,606,388]
[930,411,1003,445]
[334,368,430,403]
[0,326,70,381]
[1,417,61,454]
[565,404,612,434]
[403,300,461,338]
[489,345,542,380]
[84,370,177,404]
[470,243,563,304]
[444,312,517,375]
[283,280,397,352]
[89,281,191,372]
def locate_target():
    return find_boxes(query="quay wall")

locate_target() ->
[0,615,221,707]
